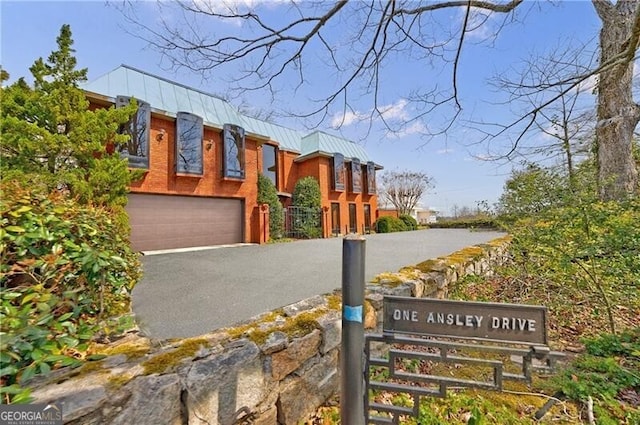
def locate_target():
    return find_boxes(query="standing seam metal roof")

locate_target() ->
[81,65,376,163]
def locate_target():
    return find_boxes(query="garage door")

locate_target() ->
[127,194,244,251]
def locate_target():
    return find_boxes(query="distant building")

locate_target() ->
[377,204,439,224]
[83,65,382,251]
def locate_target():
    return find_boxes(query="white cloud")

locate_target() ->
[331,110,366,128]
[437,148,454,154]
[576,74,598,94]
[456,7,501,42]
[189,0,288,26]
[331,98,411,128]
[191,0,286,13]
[380,99,409,121]
[386,121,428,139]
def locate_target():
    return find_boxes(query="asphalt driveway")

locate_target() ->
[132,229,505,339]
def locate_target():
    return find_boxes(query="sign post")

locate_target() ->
[341,235,366,425]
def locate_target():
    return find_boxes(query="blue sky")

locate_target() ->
[1,1,602,215]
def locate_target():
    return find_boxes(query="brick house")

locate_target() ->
[82,65,382,251]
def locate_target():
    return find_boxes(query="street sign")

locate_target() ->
[383,296,547,345]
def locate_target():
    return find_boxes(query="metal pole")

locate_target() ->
[341,235,366,425]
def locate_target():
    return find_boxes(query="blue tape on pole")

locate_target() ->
[343,305,363,323]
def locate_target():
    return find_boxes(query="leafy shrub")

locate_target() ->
[291,177,322,239]
[257,174,284,240]
[398,214,418,230]
[429,217,500,229]
[292,176,321,209]
[0,181,141,403]
[507,198,640,334]
[374,216,407,233]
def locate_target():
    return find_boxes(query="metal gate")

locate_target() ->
[283,206,322,239]
[364,333,564,424]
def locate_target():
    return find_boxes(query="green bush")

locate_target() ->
[257,174,284,240]
[0,181,141,403]
[429,217,499,229]
[398,214,418,230]
[374,216,407,233]
[292,177,322,239]
[507,198,640,335]
[292,176,321,209]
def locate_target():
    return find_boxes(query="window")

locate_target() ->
[222,124,245,179]
[116,96,150,169]
[176,112,203,175]
[262,144,278,186]
[351,158,362,193]
[331,203,341,235]
[366,161,376,195]
[364,204,371,233]
[332,153,345,191]
[349,203,357,233]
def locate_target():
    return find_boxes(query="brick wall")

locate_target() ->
[90,99,379,244]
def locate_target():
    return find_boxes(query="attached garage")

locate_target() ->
[127,194,244,252]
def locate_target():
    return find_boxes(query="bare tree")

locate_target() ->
[492,44,597,192]
[379,170,434,215]
[119,0,640,201]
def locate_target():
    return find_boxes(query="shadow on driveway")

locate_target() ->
[132,229,506,339]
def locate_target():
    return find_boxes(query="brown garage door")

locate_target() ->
[127,194,244,251]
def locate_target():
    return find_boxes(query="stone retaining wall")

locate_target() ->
[29,236,511,424]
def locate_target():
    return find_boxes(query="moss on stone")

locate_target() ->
[370,272,405,286]
[415,259,445,273]
[106,373,134,390]
[141,337,210,375]
[326,294,342,311]
[228,308,327,346]
[78,359,107,375]
[102,340,150,360]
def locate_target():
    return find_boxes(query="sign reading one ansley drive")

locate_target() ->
[383,296,547,345]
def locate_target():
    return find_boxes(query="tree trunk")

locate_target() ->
[594,0,640,201]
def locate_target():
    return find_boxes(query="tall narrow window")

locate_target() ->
[262,144,278,186]
[366,161,376,195]
[176,112,203,175]
[116,96,150,169]
[364,204,371,233]
[222,124,245,179]
[331,203,341,235]
[351,158,362,193]
[349,203,357,233]
[332,153,345,191]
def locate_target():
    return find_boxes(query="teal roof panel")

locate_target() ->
[82,65,378,165]
[81,65,242,127]
[300,131,370,163]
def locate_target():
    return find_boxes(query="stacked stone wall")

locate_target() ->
[29,236,511,424]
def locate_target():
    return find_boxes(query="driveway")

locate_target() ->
[132,229,505,339]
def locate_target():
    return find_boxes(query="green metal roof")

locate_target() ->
[82,65,377,163]
[299,131,371,162]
